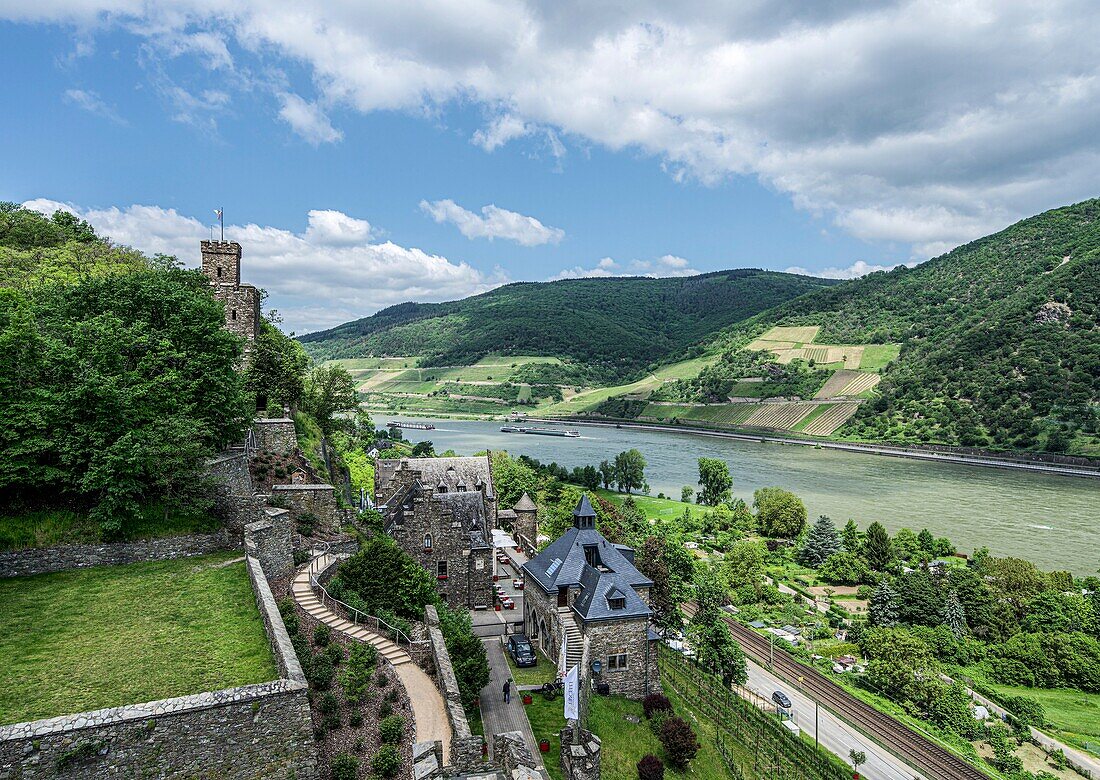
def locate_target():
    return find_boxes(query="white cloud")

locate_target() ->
[277,93,342,145]
[10,2,1100,254]
[22,199,505,333]
[551,254,699,280]
[784,260,917,280]
[63,88,126,124]
[420,199,564,246]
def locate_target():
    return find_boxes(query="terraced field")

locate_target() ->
[839,372,880,396]
[800,402,861,436]
[815,369,881,398]
[744,402,816,429]
[757,325,820,343]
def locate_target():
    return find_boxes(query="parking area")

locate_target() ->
[471,544,528,637]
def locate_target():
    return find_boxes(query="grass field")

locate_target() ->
[0,505,221,551]
[524,693,730,780]
[591,488,708,523]
[859,344,902,371]
[0,552,276,724]
[758,326,821,344]
[640,402,759,425]
[505,645,557,688]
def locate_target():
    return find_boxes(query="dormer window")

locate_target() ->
[609,597,626,610]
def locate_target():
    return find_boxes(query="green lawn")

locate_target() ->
[591,488,708,525]
[952,664,1100,750]
[859,344,902,372]
[525,693,731,780]
[505,645,558,687]
[0,504,221,551]
[0,552,276,724]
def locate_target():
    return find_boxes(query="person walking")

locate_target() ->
[503,679,511,704]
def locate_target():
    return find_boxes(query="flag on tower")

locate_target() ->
[214,208,224,241]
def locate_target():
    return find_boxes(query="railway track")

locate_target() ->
[683,602,991,780]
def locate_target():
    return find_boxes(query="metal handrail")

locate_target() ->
[306,545,428,653]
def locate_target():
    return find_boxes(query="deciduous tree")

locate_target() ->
[753,487,806,538]
[697,458,732,506]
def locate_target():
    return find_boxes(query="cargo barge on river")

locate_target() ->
[500,425,580,437]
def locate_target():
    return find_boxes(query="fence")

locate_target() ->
[307,545,431,662]
[658,644,852,780]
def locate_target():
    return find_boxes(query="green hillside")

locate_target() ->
[299,270,838,380]
[662,198,1100,453]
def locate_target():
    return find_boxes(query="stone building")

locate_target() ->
[375,457,496,609]
[522,495,659,699]
[200,240,260,365]
[496,492,538,552]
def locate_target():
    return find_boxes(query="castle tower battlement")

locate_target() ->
[201,240,259,365]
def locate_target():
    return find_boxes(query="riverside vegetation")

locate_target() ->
[303,197,1100,456]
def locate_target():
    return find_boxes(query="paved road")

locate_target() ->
[479,637,551,779]
[742,659,927,780]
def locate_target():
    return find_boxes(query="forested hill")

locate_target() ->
[708,198,1100,452]
[299,269,838,377]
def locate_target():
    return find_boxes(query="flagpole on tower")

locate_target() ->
[214,208,224,242]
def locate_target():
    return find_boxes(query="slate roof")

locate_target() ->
[514,492,537,511]
[522,495,653,624]
[437,491,492,550]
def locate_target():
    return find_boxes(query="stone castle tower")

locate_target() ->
[201,241,260,365]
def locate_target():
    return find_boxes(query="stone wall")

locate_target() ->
[560,728,601,780]
[244,507,293,582]
[584,618,658,700]
[425,605,475,771]
[201,240,242,285]
[0,532,232,579]
[208,449,260,535]
[253,418,298,454]
[0,558,317,779]
[271,483,347,537]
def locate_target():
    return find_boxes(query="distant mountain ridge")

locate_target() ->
[300,269,838,379]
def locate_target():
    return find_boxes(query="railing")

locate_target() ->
[306,545,429,657]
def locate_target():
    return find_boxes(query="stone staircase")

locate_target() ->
[291,553,410,667]
[557,607,583,672]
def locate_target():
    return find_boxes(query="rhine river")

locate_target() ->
[382,416,1099,574]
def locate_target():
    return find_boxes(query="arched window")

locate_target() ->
[423,533,433,550]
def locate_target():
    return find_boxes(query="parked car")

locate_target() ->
[771,690,792,710]
[507,635,537,667]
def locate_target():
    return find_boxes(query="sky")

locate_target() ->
[2,2,1099,333]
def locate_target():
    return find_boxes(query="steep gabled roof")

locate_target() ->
[514,492,537,511]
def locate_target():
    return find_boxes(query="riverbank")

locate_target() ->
[525,417,1100,479]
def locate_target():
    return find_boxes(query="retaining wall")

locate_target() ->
[0,532,232,579]
[0,557,317,779]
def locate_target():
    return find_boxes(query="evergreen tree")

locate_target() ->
[863,521,893,571]
[943,590,967,639]
[842,519,860,552]
[797,515,842,567]
[869,580,899,627]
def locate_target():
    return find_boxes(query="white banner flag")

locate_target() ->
[564,665,579,721]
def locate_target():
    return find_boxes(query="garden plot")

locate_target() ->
[744,402,815,429]
[801,402,860,436]
[746,338,796,351]
[758,325,820,343]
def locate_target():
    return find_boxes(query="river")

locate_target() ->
[381,416,1099,574]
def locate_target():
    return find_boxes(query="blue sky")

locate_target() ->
[2,4,1098,332]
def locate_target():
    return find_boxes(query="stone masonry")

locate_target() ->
[560,728,601,780]
[584,618,659,700]
[425,605,478,770]
[0,532,231,579]
[244,507,293,582]
[253,417,298,454]
[271,483,349,537]
[201,241,259,364]
[0,556,318,779]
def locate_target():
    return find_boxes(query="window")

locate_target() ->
[217,266,223,278]
[231,309,237,320]
[437,560,448,579]
[608,653,627,671]
[423,533,433,550]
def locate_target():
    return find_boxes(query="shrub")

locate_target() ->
[353,736,365,753]
[379,700,393,719]
[293,548,311,567]
[278,599,300,637]
[658,716,699,768]
[325,643,345,666]
[371,744,401,778]
[314,624,332,647]
[385,688,399,703]
[637,754,665,780]
[308,654,335,690]
[348,643,378,671]
[376,671,390,687]
[348,711,363,728]
[330,753,359,780]
[379,715,404,744]
[318,692,340,716]
[642,694,672,720]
